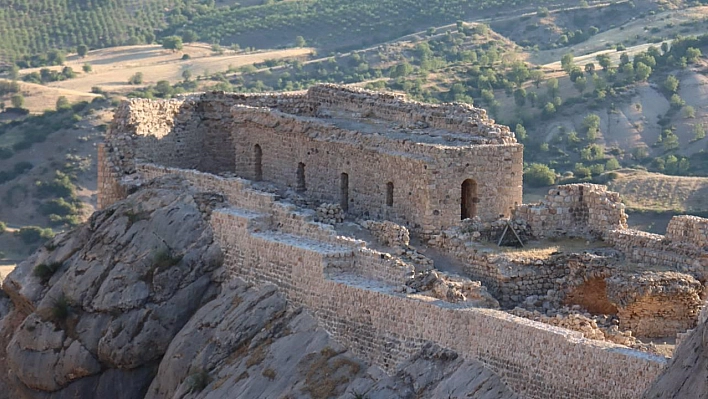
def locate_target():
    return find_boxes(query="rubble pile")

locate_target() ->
[406,270,500,308]
[315,203,345,225]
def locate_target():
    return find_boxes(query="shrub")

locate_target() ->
[33,261,62,283]
[15,226,54,244]
[185,369,210,393]
[128,72,144,85]
[524,163,556,187]
[605,158,621,171]
[50,295,70,321]
[0,221,5,234]
[152,248,183,270]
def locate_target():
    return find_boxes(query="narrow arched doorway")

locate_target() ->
[340,173,349,211]
[461,179,478,220]
[386,182,394,207]
[254,144,263,181]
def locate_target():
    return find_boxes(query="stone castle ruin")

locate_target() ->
[99,85,708,399]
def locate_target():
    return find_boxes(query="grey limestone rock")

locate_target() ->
[0,176,223,399]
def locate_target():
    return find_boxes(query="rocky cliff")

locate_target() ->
[642,311,708,399]
[0,176,518,399]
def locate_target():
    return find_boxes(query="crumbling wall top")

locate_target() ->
[306,84,516,144]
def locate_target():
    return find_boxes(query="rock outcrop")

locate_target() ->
[0,177,225,398]
[0,175,518,399]
[147,279,517,399]
[642,310,708,399]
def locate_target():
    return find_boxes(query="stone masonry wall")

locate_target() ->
[96,144,125,210]
[607,272,703,338]
[133,162,664,398]
[606,222,708,279]
[210,208,664,399]
[665,215,708,248]
[105,87,523,231]
[306,85,516,144]
[230,106,522,231]
[514,184,627,239]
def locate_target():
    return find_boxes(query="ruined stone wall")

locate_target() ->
[230,107,522,231]
[306,85,516,144]
[427,235,616,307]
[606,224,708,279]
[104,87,523,232]
[209,208,664,399]
[514,184,627,239]
[607,272,703,338]
[665,215,708,248]
[96,144,125,210]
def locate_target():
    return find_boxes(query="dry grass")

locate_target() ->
[608,169,708,212]
[9,43,313,112]
[25,44,313,95]
[0,78,101,114]
[485,238,607,260]
[245,338,273,368]
[302,346,361,399]
[530,6,708,66]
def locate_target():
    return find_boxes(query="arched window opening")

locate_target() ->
[340,173,349,212]
[296,162,306,192]
[254,144,263,181]
[461,179,478,220]
[386,182,394,207]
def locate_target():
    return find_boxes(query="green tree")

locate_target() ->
[529,70,544,88]
[561,53,575,74]
[686,47,702,63]
[596,54,611,71]
[162,36,183,52]
[670,94,685,109]
[10,93,24,108]
[582,114,601,140]
[683,105,695,119]
[514,88,526,107]
[605,158,621,171]
[155,80,173,97]
[295,36,306,47]
[634,62,651,81]
[83,63,92,73]
[9,65,19,80]
[128,72,144,85]
[77,44,88,57]
[55,96,70,111]
[573,77,587,93]
[515,124,527,141]
[542,102,556,118]
[574,163,591,178]
[693,123,706,141]
[664,75,679,93]
[524,164,556,187]
[546,78,559,98]
[181,30,199,43]
[584,63,595,74]
[182,69,192,81]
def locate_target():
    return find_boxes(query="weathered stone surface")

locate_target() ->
[147,280,518,399]
[642,306,708,399]
[0,176,223,398]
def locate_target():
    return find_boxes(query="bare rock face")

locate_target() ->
[642,314,708,399]
[0,176,224,399]
[147,279,517,399]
